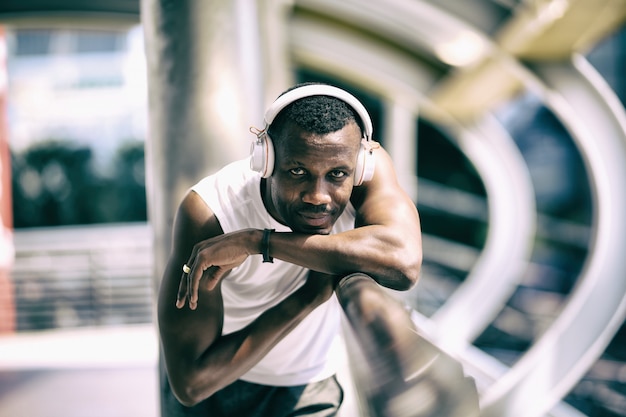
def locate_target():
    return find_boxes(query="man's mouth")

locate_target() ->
[298,211,332,228]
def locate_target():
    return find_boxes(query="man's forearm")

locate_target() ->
[171,274,332,406]
[266,227,420,291]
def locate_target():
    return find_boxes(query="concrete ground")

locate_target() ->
[0,367,159,417]
[0,325,159,417]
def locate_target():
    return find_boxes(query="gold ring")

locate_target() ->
[182,264,191,274]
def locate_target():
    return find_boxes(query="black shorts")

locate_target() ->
[163,375,344,417]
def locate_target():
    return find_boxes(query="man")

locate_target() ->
[158,83,422,416]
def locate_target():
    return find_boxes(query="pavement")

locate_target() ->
[0,325,159,417]
[0,367,159,417]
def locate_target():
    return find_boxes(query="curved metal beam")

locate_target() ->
[480,54,626,417]
[429,115,536,350]
[428,0,626,122]
[295,0,493,68]
[495,0,626,61]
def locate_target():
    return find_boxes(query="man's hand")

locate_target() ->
[176,229,258,310]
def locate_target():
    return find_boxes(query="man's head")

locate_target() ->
[260,83,371,234]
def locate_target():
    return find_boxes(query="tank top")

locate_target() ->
[191,158,356,386]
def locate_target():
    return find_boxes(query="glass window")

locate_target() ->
[14,29,52,55]
[74,30,125,54]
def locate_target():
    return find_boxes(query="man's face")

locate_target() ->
[265,121,362,235]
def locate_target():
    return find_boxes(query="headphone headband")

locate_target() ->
[264,84,373,140]
[251,84,376,185]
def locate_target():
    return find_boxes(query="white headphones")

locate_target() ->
[250,84,375,186]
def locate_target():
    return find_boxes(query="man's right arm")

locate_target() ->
[157,191,336,407]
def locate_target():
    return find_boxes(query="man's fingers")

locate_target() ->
[182,263,234,310]
[187,263,204,310]
[176,271,188,309]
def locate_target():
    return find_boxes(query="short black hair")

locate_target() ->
[267,82,364,142]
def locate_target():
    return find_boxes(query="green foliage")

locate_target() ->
[11,139,147,228]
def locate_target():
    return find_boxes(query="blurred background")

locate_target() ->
[0,1,625,416]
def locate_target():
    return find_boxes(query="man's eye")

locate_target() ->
[329,171,347,179]
[289,167,306,176]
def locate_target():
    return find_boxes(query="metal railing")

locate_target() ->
[337,273,480,417]
[10,223,154,331]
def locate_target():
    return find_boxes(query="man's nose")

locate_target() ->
[302,178,332,206]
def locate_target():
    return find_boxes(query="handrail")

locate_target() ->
[336,273,480,417]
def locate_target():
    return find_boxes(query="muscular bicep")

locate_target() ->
[352,146,420,229]
[349,145,422,289]
[158,191,225,363]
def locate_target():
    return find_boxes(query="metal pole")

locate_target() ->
[141,0,269,414]
[336,273,480,417]
[141,0,262,274]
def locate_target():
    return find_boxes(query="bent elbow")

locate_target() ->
[175,393,200,408]
[394,252,422,291]
[394,273,418,292]
[179,390,201,408]
[168,370,220,408]
[169,379,201,407]
[170,380,216,408]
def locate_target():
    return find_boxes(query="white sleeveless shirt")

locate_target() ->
[191,158,356,386]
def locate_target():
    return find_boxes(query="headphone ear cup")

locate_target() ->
[354,140,376,186]
[250,132,275,178]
